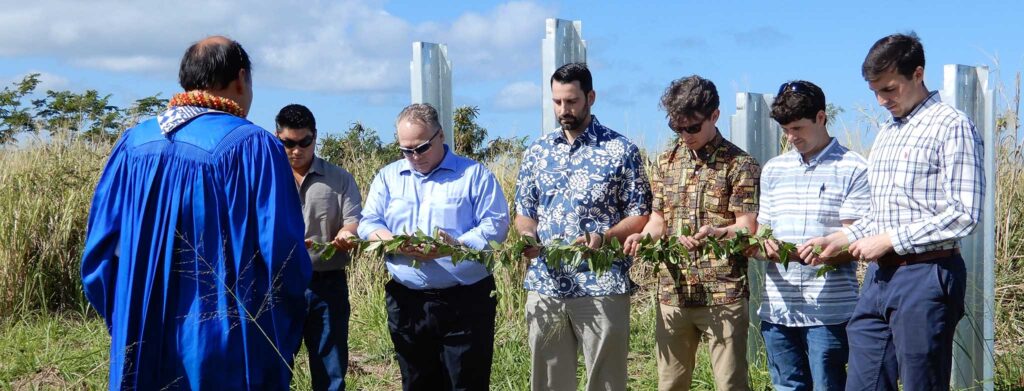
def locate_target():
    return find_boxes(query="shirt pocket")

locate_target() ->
[892,148,935,192]
[429,197,470,236]
[702,176,731,212]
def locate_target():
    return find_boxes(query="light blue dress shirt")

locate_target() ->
[358,146,510,289]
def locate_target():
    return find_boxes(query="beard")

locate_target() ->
[559,111,589,132]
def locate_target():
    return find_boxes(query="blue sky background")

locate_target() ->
[2,0,1021,152]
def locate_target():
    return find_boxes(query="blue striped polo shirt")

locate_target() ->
[757,138,870,326]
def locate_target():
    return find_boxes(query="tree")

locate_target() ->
[0,73,42,144]
[319,121,400,165]
[0,73,167,144]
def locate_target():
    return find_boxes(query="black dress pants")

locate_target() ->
[385,276,497,391]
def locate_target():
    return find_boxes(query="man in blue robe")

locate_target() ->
[81,36,311,390]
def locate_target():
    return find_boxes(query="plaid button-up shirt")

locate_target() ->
[843,91,985,254]
[650,131,761,307]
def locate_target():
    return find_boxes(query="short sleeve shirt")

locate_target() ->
[650,131,760,307]
[300,157,362,271]
[515,116,652,298]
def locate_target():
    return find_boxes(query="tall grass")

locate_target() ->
[1,127,1023,388]
[0,134,105,317]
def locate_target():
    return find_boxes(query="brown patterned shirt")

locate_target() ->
[650,131,760,307]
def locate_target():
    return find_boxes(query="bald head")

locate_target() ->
[178,35,252,91]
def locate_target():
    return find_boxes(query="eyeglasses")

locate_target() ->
[399,129,441,156]
[777,81,811,96]
[279,134,315,149]
[669,117,706,134]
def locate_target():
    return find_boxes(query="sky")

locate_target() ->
[2,0,1022,151]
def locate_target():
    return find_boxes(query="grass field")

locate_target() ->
[2,128,1023,389]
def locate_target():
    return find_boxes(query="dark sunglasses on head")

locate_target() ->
[777,81,811,96]
[279,134,315,149]
[670,117,706,134]
[399,129,441,156]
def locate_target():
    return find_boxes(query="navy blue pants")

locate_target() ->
[303,270,350,391]
[385,276,497,391]
[846,255,966,391]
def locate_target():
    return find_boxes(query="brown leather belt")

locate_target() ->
[876,248,959,267]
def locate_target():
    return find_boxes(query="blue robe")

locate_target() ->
[81,112,312,390]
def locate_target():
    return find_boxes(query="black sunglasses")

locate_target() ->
[279,134,315,149]
[399,129,441,156]
[777,81,811,96]
[670,117,706,134]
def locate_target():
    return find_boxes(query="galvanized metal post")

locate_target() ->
[729,92,781,364]
[941,64,996,391]
[411,42,453,146]
[541,18,586,133]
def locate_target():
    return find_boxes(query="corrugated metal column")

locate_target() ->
[729,92,781,364]
[941,64,996,391]
[541,18,586,134]
[411,42,453,146]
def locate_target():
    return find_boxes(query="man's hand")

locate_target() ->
[397,229,459,261]
[573,232,604,250]
[748,238,781,261]
[304,239,313,249]
[623,233,645,257]
[693,225,727,241]
[331,230,357,251]
[435,229,460,246]
[678,224,721,251]
[849,233,893,262]
[799,231,848,265]
[521,232,542,260]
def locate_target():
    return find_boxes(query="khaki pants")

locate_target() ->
[656,299,750,391]
[526,291,630,391]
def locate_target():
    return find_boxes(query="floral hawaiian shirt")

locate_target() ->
[515,116,652,298]
[650,131,760,307]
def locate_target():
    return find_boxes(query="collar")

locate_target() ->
[400,144,456,177]
[306,156,326,177]
[687,129,724,164]
[554,115,601,145]
[157,105,221,136]
[893,90,940,125]
[799,137,838,167]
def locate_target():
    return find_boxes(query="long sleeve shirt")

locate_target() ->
[358,146,509,289]
[843,91,985,255]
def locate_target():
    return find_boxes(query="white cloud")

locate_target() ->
[1,71,69,92]
[0,0,555,93]
[494,81,540,111]
[74,56,173,73]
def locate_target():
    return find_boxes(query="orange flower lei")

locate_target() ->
[168,90,246,118]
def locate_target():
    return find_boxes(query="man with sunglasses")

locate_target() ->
[802,33,984,390]
[623,75,759,390]
[515,62,651,390]
[275,104,362,391]
[750,80,870,390]
[359,103,509,390]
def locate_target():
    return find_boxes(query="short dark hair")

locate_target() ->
[396,103,442,133]
[660,75,719,121]
[771,80,827,126]
[275,104,317,135]
[179,38,252,91]
[862,32,925,81]
[550,63,593,94]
